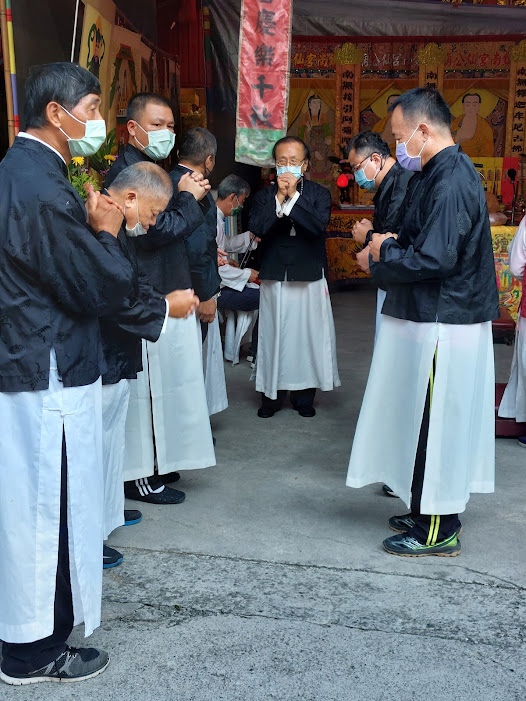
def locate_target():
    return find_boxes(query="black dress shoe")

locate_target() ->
[297,406,316,417]
[161,472,180,484]
[103,544,123,569]
[258,406,276,418]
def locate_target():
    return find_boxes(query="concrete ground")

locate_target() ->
[3,286,525,700]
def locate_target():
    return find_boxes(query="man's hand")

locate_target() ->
[85,185,123,238]
[370,232,397,262]
[166,289,200,318]
[227,259,239,268]
[352,218,373,245]
[178,171,210,202]
[217,248,227,267]
[356,246,371,274]
[277,172,299,202]
[248,269,259,283]
[198,297,217,323]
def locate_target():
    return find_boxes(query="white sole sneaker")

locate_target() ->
[0,656,109,685]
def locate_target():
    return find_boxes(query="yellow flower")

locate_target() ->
[104,154,117,162]
[72,157,85,166]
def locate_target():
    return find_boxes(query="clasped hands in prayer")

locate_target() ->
[178,170,211,201]
[276,172,299,205]
[356,232,398,274]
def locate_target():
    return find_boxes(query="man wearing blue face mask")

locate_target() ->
[249,136,340,418]
[347,131,414,342]
[348,88,499,558]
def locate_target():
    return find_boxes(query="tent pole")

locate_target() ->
[71,0,80,62]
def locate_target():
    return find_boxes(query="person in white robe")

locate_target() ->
[0,63,134,685]
[248,136,340,419]
[98,163,200,569]
[215,174,260,361]
[498,216,526,436]
[349,88,499,557]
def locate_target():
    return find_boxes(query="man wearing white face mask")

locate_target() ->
[348,88,499,557]
[97,162,199,567]
[249,136,340,419]
[0,63,135,685]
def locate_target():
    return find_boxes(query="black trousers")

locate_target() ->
[1,433,74,674]
[261,388,316,411]
[409,376,461,544]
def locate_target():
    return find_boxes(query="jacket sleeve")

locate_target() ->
[371,182,480,286]
[103,270,167,342]
[248,187,281,238]
[288,185,331,239]
[136,191,205,251]
[38,202,134,317]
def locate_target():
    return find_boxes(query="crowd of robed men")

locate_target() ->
[0,61,499,685]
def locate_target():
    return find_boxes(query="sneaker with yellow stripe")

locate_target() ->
[383,531,461,557]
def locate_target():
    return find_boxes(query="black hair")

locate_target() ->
[308,94,322,121]
[272,136,310,161]
[25,62,101,129]
[178,127,217,165]
[388,87,452,128]
[347,131,391,160]
[462,93,482,104]
[387,93,401,104]
[217,174,251,201]
[126,93,174,123]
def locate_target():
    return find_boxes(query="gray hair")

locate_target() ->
[217,174,251,201]
[178,127,217,165]
[109,162,173,201]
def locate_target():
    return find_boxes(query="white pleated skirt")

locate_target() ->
[498,315,526,422]
[346,315,495,515]
[256,276,341,400]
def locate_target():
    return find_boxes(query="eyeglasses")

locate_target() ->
[275,159,304,167]
[349,155,373,175]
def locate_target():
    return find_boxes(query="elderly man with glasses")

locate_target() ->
[248,136,340,419]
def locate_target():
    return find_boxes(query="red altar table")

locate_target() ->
[325,209,521,318]
[326,206,374,283]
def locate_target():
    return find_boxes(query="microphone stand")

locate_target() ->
[511,180,517,226]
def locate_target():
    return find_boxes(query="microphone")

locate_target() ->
[508,168,517,183]
[508,169,518,225]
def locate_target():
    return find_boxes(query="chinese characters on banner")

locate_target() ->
[334,44,364,153]
[507,42,526,157]
[417,44,446,92]
[235,0,293,166]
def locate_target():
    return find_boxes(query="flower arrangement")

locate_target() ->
[89,128,118,177]
[68,157,100,201]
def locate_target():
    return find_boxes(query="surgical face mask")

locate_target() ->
[396,126,427,172]
[134,122,175,161]
[231,195,243,216]
[276,162,304,179]
[59,105,106,158]
[125,198,147,237]
[354,157,380,191]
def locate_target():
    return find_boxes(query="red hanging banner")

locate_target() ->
[235,0,293,166]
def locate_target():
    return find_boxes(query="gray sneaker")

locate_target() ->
[0,647,109,685]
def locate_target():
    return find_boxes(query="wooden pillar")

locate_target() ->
[505,40,526,158]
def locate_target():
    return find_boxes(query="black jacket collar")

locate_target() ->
[13,135,69,177]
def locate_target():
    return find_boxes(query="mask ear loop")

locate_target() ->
[133,121,150,151]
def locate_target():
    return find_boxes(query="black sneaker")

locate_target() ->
[124,509,142,526]
[0,646,110,685]
[383,532,461,557]
[389,514,416,533]
[160,472,180,484]
[103,544,123,569]
[382,484,398,498]
[125,482,186,505]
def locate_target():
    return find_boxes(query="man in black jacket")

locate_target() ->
[0,62,132,685]
[107,108,217,505]
[249,136,340,418]
[347,130,413,342]
[348,88,499,557]
[99,162,199,568]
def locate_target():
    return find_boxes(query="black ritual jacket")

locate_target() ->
[372,161,414,234]
[371,145,499,324]
[248,178,331,281]
[100,224,166,386]
[0,136,134,392]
